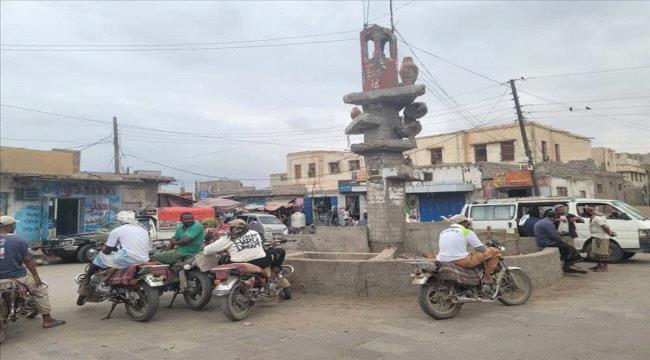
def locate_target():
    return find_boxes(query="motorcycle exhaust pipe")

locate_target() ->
[455,296,496,304]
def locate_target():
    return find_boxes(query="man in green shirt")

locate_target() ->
[152,212,205,264]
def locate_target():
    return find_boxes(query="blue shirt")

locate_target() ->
[522,216,541,237]
[0,234,31,279]
[533,218,562,247]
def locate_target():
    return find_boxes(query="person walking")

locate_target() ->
[586,206,616,272]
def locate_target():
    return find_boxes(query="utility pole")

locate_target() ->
[389,0,395,32]
[113,116,120,174]
[509,79,538,196]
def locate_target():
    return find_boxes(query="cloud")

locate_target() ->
[1,1,649,190]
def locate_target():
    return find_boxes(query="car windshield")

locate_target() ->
[100,221,122,231]
[258,216,282,225]
[613,201,648,220]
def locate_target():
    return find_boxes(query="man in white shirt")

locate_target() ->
[79,211,150,297]
[437,215,501,284]
[204,219,269,269]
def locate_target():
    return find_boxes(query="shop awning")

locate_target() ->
[193,198,241,210]
[406,183,476,194]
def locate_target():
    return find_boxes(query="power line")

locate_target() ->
[525,65,650,80]
[1,30,358,48]
[526,95,650,105]
[528,104,650,113]
[0,37,356,52]
[395,38,502,84]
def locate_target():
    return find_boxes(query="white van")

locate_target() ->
[461,197,650,263]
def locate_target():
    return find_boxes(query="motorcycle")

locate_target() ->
[410,241,533,320]
[158,254,214,310]
[74,262,168,322]
[0,279,39,344]
[210,238,294,321]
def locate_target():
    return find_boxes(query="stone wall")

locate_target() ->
[402,222,449,256]
[285,247,564,296]
[285,226,369,253]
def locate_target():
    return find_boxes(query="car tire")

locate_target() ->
[586,240,624,264]
[77,244,97,263]
[623,252,636,260]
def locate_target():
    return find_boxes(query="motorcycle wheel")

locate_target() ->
[0,297,8,344]
[183,270,213,310]
[279,287,292,300]
[498,269,533,306]
[221,281,253,321]
[124,283,160,322]
[417,283,462,320]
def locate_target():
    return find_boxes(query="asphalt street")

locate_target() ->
[1,255,649,360]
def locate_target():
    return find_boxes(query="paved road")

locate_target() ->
[2,255,650,360]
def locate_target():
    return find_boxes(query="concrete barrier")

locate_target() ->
[285,226,369,253]
[285,247,563,297]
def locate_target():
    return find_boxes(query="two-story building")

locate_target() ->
[592,147,649,205]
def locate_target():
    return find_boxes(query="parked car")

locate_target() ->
[40,216,158,263]
[461,197,650,263]
[236,213,288,241]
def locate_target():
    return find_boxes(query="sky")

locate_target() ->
[1,1,649,190]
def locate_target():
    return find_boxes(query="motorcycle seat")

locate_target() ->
[210,263,264,274]
[436,261,482,286]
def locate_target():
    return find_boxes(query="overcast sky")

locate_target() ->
[2,1,649,190]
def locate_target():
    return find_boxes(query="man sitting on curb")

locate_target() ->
[0,215,66,329]
[436,215,501,284]
[534,210,586,274]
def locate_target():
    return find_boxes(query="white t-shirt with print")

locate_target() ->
[106,224,150,262]
[203,230,266,263]
[589,216,610,239]
[436,224,485,262]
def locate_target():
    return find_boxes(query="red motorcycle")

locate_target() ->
[75,262,168,322]
[209,239,294,321]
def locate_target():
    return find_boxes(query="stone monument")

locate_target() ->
[344,24,427,252]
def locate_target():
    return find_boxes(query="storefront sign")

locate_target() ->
[493,171,533,188]
[338,180,367,193]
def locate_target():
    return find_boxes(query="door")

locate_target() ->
[468,203,517,233]
[418,192,467,222]
[56,198,80,236]
[575,202,640,250]
[345,195,360,218]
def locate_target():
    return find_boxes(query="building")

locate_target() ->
[197,179,254,197]
[280,150,366,192]
[0,147,174,242]
[407,121,592,166]
[592,147,649,205]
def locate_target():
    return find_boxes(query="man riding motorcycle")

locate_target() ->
[436,215,502,284]
[79,211,150,295]
[203,219,284,270]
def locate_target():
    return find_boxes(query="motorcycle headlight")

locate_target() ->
[639,229,650,240]
[61,238,76,246]
[499,245,506,251]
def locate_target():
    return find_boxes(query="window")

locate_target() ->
[470,205,516,221]
[618,184,623,191]
[349,160,361,171]
[597,183,603,194]
[577,203,623,220]
[0,192,8,215]
[541,141,548,161]
[500,141,515,162]
[474,144,487,162]
[328,162,340,174]
[430,148,443,164]
[307,163,316,178]
[294,164,302,179]
[555,144,561,162]
[556,187,568,196]
[579,191,586,198]
[423,172,433,182]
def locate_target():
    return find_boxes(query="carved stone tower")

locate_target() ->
[344,25,427,252]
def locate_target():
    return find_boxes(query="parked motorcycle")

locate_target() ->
[158,255,213,310]
[74,262,168,322]
[0,279,39,343]
[410,241,532,320]
[210,238,294,321]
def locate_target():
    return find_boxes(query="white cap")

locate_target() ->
[447,214,472,224]
[116,211,137,224]
[0,215,20,226]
